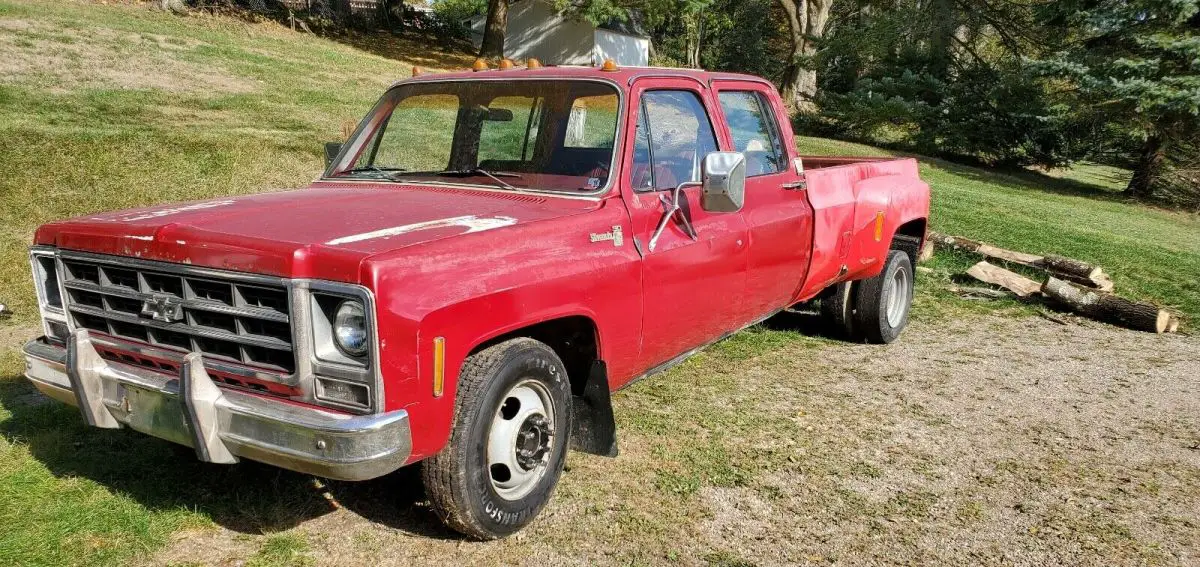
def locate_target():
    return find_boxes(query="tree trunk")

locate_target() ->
[1127,134,1165,199]
[685,13,705,69]
[1042,278,1170,333]
[479,0,509,59]
[777,0,832,114]
[927,0,955,79]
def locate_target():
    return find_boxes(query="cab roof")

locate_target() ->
[393,65,777,92]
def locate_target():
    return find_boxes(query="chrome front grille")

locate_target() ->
[59,252,295,375]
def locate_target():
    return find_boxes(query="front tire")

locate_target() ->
[422,338,572,540]
[852,250,915,344]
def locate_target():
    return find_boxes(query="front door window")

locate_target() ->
[632,90,720,192]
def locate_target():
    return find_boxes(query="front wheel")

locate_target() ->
[422,338,572,540]
[852,250,915,344]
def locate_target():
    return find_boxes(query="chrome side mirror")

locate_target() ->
[647,151,747,252]
[324,142,343,169]
[700,151,747,213]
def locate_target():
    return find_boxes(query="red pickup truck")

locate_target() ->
[23,63,929,539]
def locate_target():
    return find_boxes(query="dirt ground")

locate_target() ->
[137,313,1199,567]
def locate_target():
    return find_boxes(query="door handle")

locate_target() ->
[782,181,807,191]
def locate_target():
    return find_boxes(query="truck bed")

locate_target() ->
[795,155,929,301]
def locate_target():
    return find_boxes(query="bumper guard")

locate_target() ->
[22,330,411,481]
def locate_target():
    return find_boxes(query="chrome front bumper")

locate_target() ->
[22,331,411,481]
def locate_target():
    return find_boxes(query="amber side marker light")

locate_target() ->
[527,58,542,69]
[472,58,489,72]
[874,212,886,242]
[432,337,446,398]
[601,58,619,72]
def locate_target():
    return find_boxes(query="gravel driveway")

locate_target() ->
[131,313,1200,566]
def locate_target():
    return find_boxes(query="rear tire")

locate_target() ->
[818,281,856,339]
[421,338,572,540]
[852,250,914,344]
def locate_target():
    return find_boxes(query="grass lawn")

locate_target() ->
[0,1,1197,566]
[795,137,1200,321]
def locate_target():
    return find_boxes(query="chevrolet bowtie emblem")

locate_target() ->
[141,294,185,323]
[589,225,624,247]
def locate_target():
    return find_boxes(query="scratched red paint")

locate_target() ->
[33,67,930,462]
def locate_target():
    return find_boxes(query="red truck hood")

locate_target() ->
[35,183,596,283]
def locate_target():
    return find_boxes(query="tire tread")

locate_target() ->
[421,337,562,540]
[853,250,913,344]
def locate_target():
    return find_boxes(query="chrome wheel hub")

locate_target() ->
[885,266,910,327]
[486,379,555,501]
[515,415,552,470]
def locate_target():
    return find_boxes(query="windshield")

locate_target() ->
[336,80,621,194]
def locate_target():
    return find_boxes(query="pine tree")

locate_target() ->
[1033,0,1200,198]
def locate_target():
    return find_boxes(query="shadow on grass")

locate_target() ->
[763,306,857,341]
[0,375,460,539]
[949,164,1131,203]
[327,30,477,70]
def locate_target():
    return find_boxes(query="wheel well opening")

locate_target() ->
[471,316,599,397]
[892,218,927,266]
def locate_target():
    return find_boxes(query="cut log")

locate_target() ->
[965,261,1042,298]
[978,243,1044,267]
[1041,255,1102,281]
[929,232,1113,291]
[1167,315,1181,334]
[918,240,935,264]
[928,232,983,254]
[1042,277,1170,333]
[930,233,1047,268]
[1040,255,1114,291]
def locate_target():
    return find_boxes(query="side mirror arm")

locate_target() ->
[648,182,700,252]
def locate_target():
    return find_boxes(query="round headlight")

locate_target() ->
[333,300,368,358]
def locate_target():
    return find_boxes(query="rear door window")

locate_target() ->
[717,91,785,177]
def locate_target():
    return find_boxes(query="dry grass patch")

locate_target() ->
[0,19,255,93]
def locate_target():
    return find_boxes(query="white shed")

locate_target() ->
[467,1,651,67]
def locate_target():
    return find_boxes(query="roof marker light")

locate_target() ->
[411,66,422,77]
[527,58,542,69]
[472,58,489,72]
[499,58,515,70]
[601,59,619,72]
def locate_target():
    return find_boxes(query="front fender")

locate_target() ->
[365,202,642,462]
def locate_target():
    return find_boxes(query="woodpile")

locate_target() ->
[925,232,1180,334]
[929,232,1114,291]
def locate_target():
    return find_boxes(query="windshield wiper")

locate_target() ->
[341,165,408,179]
[431,168,523,191]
